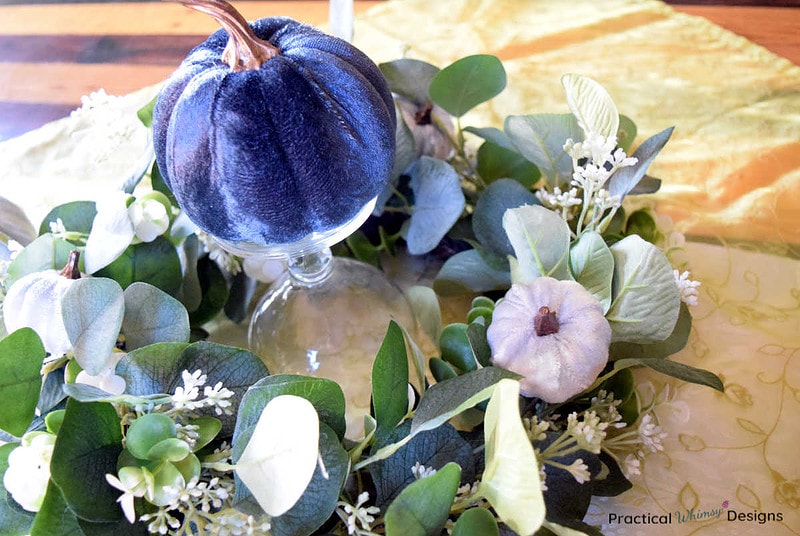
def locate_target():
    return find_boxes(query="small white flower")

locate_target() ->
[637,414,667,453]
[197,230,241,275]
[171,369,206,410]
[3,432,56,512]
[411,462,437,480]
[336,491,381,536]
[203,381,235,415]
[622,453,641,478]
[567,411,608,453]
[128,197,170,243]
[106,466,154,523]
[566,458,591,484]
[674,270,701,306]
[75,350,126,395]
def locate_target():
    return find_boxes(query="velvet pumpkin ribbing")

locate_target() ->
[153,17,396,245]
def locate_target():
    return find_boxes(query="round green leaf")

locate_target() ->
[122,281,190,350]
[430,55,506,117]
[476,142,540,187]
[473,178,539,257]
[504,113,583,187]
[145,437,191,462]
[379,58,440,104]
[125,413,176,460]
[452,508,499,536]
[407,157,465,255]
[188,416,222,453]
[439,323,477,373]
[38,200,97,237]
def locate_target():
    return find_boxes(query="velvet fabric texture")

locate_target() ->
[152,17,396,245]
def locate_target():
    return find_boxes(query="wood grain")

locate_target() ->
[0,1,797,141]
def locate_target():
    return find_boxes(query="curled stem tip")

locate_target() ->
[59,250,82,280]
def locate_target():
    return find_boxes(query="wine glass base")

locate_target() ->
[248,256,415,439]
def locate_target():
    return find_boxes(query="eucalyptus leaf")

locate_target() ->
[504,205,573,283]
[406,157,465,255]
[476,142,541,187]
[62,277,124,376]
[404,285,442,344]
[122,282,190,350]
[439,323,478,373]
[609,303,692,360]
[188,254,229,326]
[429,358,458,383]
[616,114,637,152]
[479,379,545,536]
[236,423,349,536]
[569,231,613,312]
[384,462,462,536]
[464,126,517,152]
[62,382,170,407]
[433,249,511,296]
[370,420,474,508]
[4,234,74,287]
[38,200,97,237]
[627,175,662,195]
[373,321,410,438]
[607,235,680,343]
[380,58,440,104]
[607,127,674,200]
[561,73,619,139]
[0,196,36,246]
[0,327,46,437]
[49,399,124,522]
[504,113,583,186]
[473,179,539,257]
[235,395,319,517]
[429,54,506,117]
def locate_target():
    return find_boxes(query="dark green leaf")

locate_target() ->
[38,201,97,237]
[624,209,658,243]
[233,374,346,446]
[5,234,74,287]
[439,323,477,373]
[472,178,539,257]
[0,442,36,535]
[452,508,499,536]
[137,95,157,128]
[30,480,85,536]
[628,358,724,392]
[95,236,182,295]
[477,142,540,187]
[504,114,582,187]
[39,367,67,414]
[122,282,190,350]
[346,230,382,267]
[411,367,519,436]
[463,126,516,152]
[538,432,600,527]
[379,59,440,105]
[0,327,46,437]
[429,357,459,382]
[429,55,506,117]
[592,451,633,497]
[118,341,268,435]
[148,161,178,208]
[384,462,461,536]
[373,321,410,437]
[466,322,492,367]
[370,421,474,508]
[607,127,674,200]
[188,254,229,326]
[616,114,637,152]
[49,399,124,522]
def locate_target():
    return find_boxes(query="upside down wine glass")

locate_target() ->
[215,201,414,438]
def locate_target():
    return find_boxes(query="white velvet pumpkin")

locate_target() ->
[3,269,75,356]
[487,277,611,403]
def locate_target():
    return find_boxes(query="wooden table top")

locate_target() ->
[0,1,798,142]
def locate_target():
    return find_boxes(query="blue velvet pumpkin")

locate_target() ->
[152,9,396,245]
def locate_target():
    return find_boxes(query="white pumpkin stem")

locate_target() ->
[176,0,280,72]
[58,250,82,280]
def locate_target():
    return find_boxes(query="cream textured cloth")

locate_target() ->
[0,1,798,534]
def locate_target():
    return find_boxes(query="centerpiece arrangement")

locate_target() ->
[0,1,722,535]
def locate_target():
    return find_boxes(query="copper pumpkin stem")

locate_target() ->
[175,0,280,71]
[58,250,82,280]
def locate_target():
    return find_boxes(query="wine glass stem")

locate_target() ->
[287,246,334,287]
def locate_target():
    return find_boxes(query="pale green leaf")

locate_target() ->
[407,157,465,255]
[372,321,410,437]
[0,328,46,437]
[504,113,582,186]
[429,54,506,117]
[122,282,190,350]
[561,74,619,139]
[62,277,124,375]
[403,286,442,344]
[479,379,545,536]
[433,249,511,296]
[569,231,613,312]
[607,235,680,343]
[504,205,573,283]
[235,395,319,517]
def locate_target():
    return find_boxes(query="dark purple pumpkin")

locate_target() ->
[152,0,396,245]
